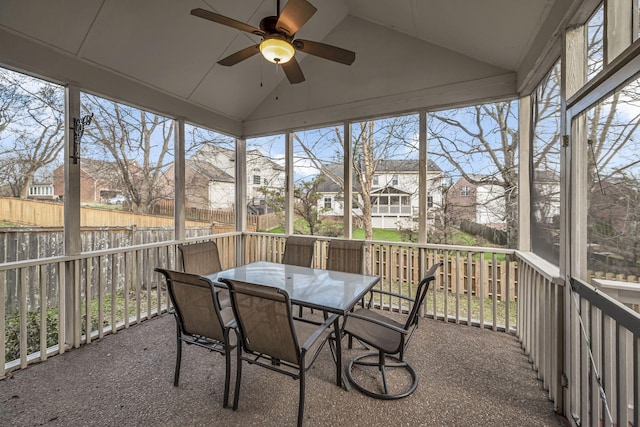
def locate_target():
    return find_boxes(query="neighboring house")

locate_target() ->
[448,175,507,229]
[28,178,54,199]
[53,158,125,203]
[316,159,444,230]
[163,145,285,212]
[448,171,561,231]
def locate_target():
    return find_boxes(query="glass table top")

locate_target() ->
[206,261,380,314]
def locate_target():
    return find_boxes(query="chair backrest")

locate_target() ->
[156,268,227,342]
[404,261,443,330]
[222,279,300,365]
[326,239,365,274]
[281,236,316,267]
[178,241,222,275]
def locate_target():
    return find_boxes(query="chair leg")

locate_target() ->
[346,351,419,400]
[333,318,342,388]
[174,336,182,387]
[379,352,389,395]
[297,369,305,427]
[223,346,231,408]
[232,346,242,411]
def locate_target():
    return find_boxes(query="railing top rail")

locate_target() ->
[571,277,640,335]
[515,251,564,285]
[245,232,515,254]
[0,232,242,272]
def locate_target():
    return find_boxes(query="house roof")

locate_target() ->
[376,159,441,172]
[372,186,411,195]
[316,159,441,193]
[77,158,122,182]
[0,0,585,137]
[192,144,284,172]
[187,159,234,183]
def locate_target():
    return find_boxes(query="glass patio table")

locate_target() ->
[204,260,380,388]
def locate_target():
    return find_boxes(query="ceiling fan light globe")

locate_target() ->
[260,38,295,64]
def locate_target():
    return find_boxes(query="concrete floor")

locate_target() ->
[0,313,567,426]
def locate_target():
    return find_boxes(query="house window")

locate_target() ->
[460,186,470,197]
[324,197,332,209]
[253,168,261,185]
[263,178,268,185]
[392,174,398,186]
[373,175,379,186]
[427,196,433,208]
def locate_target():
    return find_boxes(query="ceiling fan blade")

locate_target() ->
[191,8,264,36]
[276,0,317,36]
[282,57,305,84]
[218,45,261,66]
[293,39,355,65]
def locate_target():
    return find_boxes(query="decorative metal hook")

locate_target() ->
[71,113,93,164]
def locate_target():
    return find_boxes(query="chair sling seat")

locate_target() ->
[344,308,404,354]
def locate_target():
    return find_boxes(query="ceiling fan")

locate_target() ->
[191,0,356,84]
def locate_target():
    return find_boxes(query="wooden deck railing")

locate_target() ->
[2,232,638,425]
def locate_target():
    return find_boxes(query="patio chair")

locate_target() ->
[281,235,316,317]
[178,241,229,307]
[342,261,442,400]
[282,235,316,267]
[178,241,223,274]
[155,268,237,408]
[221,278,340,427]
[326,239,365,274]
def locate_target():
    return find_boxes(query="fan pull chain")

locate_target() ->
[260,59,263,87]
[275,63,279,100]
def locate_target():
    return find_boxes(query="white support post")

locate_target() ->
[418,111,428,244]
[343,122,353,238]
[285,132,294,235]
[236,137,247,265]
[562,23,587,420]
[605,0,633,64]
[64,85,81,349]
[174,119,185,242]
[518,95,532,252]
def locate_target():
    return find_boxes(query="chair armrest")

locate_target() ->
[346,311,408,335]
[301,313,340,352]
[363,289,415,308]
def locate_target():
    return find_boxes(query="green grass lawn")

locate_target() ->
[267,222,410,242]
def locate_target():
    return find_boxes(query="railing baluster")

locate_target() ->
[98,255,104,339]
[39,264,47,361]
[19,267,27,368]
[466,252,473,326]
[0,269,5,377]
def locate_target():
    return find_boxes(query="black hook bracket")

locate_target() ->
[71,113,93,164]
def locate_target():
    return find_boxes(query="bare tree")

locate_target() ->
[0,70,64,198]
[429,101,519,246]
[259,175,330,235]
[81,95,174,213]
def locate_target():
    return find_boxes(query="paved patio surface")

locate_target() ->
[0,313,567,426]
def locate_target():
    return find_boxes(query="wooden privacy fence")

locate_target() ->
[244,234,518,302]
[371,245,517,302]
[152,199,279,230]
[0,198,210,228]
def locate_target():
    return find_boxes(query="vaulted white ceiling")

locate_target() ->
[0,0,579,137]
